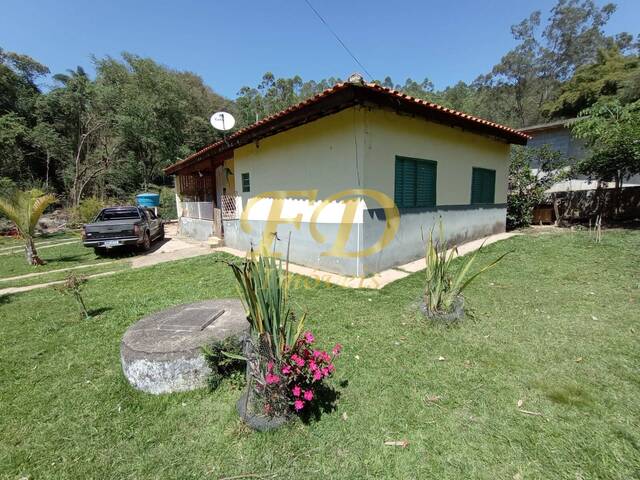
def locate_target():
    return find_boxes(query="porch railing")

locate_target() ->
[182,201,214,221]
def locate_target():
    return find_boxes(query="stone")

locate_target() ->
[121,299,249,394]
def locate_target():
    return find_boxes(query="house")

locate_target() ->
[165,77,529,277]
[520,119,640,192]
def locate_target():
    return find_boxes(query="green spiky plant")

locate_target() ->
[0,189,56,265]
[227,250,305,361]
[424,221,509,315]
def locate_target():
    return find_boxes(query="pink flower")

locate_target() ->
[312,350,322,359]
[294,399,305,411]
[291,354,305,367]
[321,367,330,377]
[281,364,292,375]
[267,361,274,372]
[303,390,314,401]
[328,364,335,373]
[292,385,301,397]
[332,344,342,355]
[309,361,318,372]
[313,370,322,381]
[304,331,315,344]
[265,373,280,385]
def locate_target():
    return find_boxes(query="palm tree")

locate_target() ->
[0,189,56,265]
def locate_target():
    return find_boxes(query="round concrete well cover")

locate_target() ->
[121,299,248,394]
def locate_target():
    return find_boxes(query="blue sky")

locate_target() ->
[1,0,638,98]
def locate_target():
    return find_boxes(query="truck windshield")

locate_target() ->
[98,208,141,221]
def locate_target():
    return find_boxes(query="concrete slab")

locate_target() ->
[120,299,249,394]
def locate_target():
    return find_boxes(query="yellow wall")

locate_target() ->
[233,108,360,202]
[362,108,510,204]
[223,157,235,193]
[232,105,510,206]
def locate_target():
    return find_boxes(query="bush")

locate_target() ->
[73,197,106,224]
[507,146,566,229]
[159,187,177,219]
[202,336,245,390]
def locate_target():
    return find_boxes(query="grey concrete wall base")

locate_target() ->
[222,204,507,276]
[120,299,249,394]
[179,217,214,241]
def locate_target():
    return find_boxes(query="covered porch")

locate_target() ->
[173,151,237,241]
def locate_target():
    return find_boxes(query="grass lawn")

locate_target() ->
[0,237,133,286]
[1,229,639,479]
[0,230,80,248]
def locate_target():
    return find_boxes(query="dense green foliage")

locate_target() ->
[0,0,638,207]
[1,231,639,478]
[571,99,640,187]
[507,146,567,229]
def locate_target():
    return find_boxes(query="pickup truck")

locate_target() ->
[82,206,164,254]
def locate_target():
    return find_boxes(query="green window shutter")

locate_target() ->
[241,173,250,193]
[471,168,495,204]
[416,161,437,207]
[395,156,437,208]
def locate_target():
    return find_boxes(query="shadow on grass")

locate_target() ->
[297,380,346,424]
[534,380,594,408]
[54,254,86,263]
[88,307,113,317]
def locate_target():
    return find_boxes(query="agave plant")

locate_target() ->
[0,189,56,265]
[227,251,305,360]
[424,221,509,314]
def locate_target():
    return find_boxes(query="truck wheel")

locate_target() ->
[141,232,151,251]
[158,226,165,241]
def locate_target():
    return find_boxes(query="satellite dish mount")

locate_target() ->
[210,112,236,143]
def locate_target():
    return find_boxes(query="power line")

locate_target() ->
[302,0,374,81]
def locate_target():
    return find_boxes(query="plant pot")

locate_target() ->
[236,334,292,431]
[236,389,291,432]
[420,295,465,322]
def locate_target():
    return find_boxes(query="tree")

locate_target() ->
[544,48,639,117]
[507,145,567,229]
[0,189,56,265]
[570,100,640,204]
[480,0,630,127]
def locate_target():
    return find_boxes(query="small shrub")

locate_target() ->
[73,197,105,224]
[202,336,245,390]
[507,146,566,229]
[424,221,509,315]
[55,274,90,320]
[158,187,177,220]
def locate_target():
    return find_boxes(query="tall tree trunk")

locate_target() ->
[45,151,50,188]
[24,237,44,266]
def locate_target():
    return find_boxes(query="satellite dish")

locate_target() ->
[210,111,236,131]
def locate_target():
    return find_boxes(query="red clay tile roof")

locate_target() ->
[165,82,530,174]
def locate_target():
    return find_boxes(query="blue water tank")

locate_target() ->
[136,193,160,208]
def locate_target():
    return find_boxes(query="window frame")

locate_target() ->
[241,172,250,193]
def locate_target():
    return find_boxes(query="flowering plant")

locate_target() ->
[261,331,341,415]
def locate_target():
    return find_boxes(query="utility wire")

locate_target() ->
[302,0,374,81]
